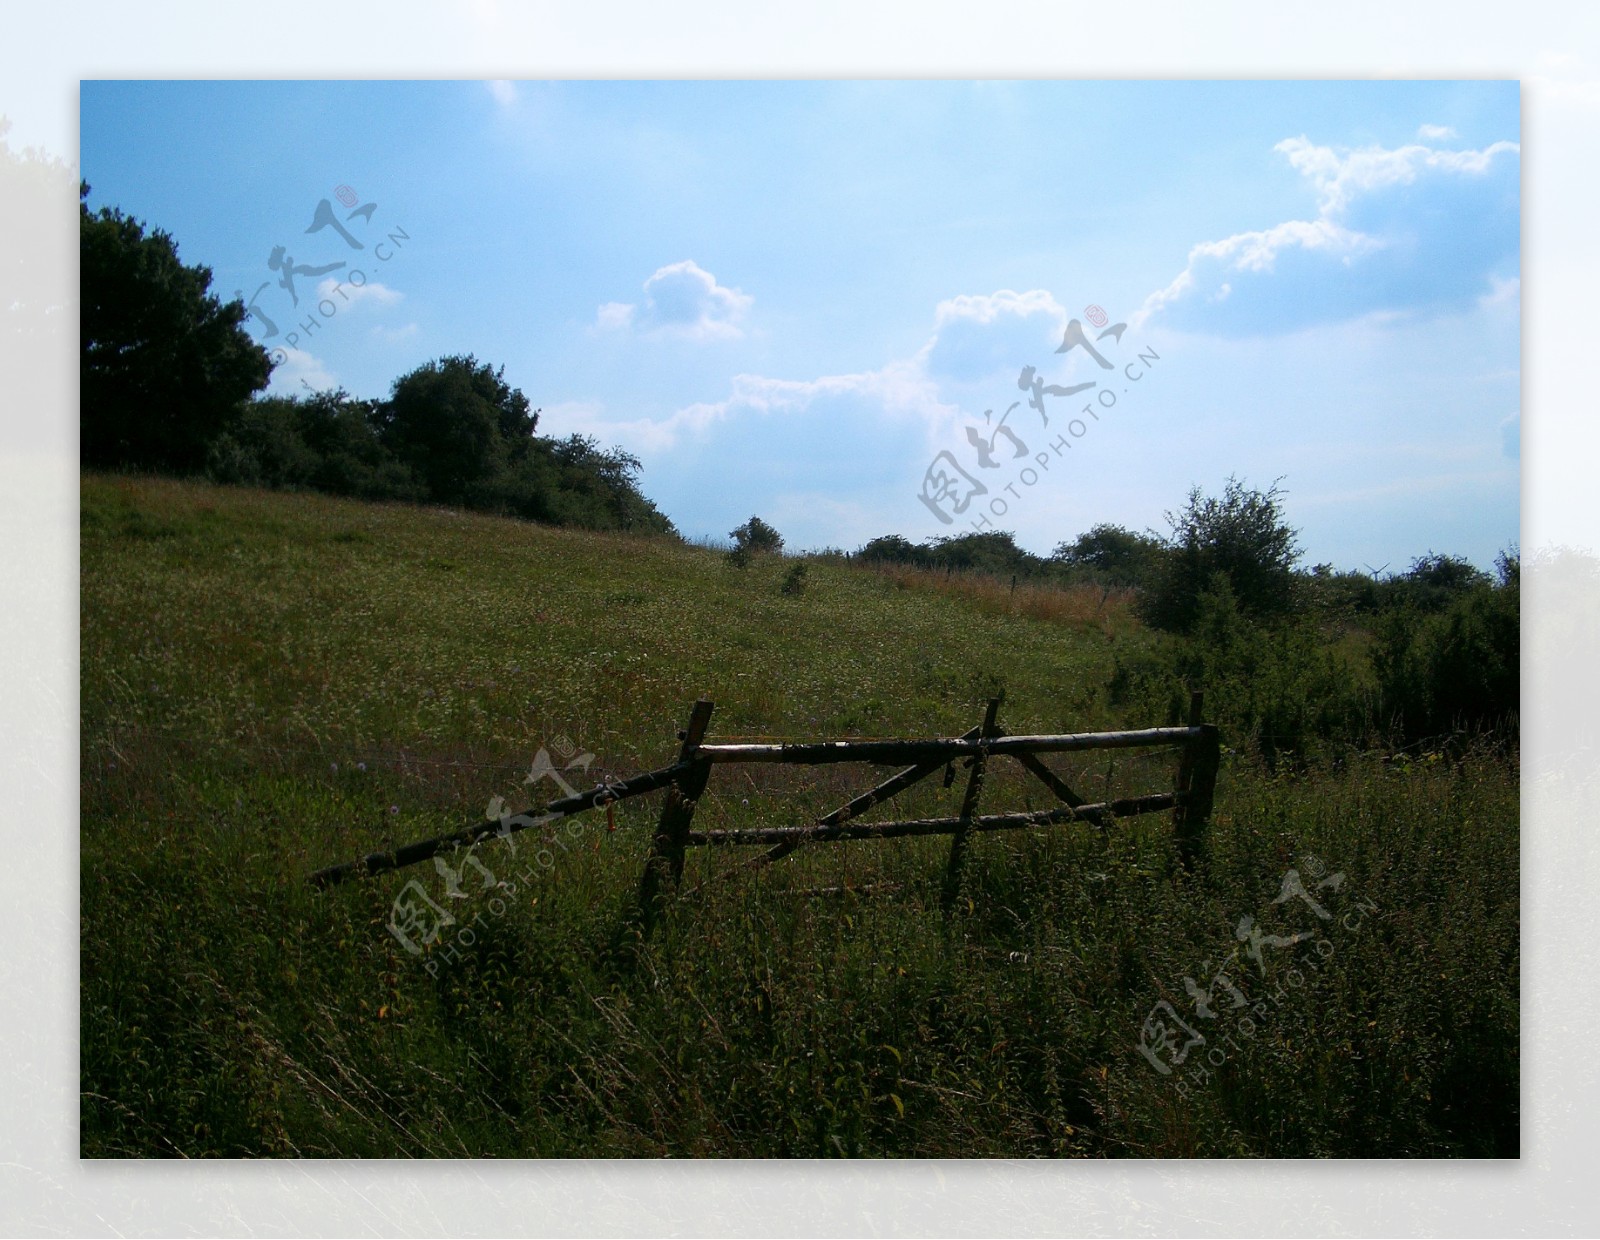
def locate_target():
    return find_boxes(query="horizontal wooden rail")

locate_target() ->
[308,759,689,888]
[688,792,1177,846]
[696,727,1198,766]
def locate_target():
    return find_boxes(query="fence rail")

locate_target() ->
[308,693,1222,929]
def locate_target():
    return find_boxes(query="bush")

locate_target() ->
[1373,566,1519,744]
[1051,523,1168,590]
[1139,477,1302,634]
[730,516,784,555]
[1110,577,1377,766]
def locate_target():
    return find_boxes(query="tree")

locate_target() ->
[1139,477,1302,633]
[80,185,272,471]
[1051,523,1168,589]
[1383,552,1493,614]
[375,354,536,505]
[855,534,921,565]
[730,515,784,555]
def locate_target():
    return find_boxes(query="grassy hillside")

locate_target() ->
[80,474,1518,1157]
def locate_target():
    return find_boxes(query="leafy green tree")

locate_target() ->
[924,531,1034,578]
[80,185,272,471]
[855,534,923,565]
[1051,523,1168,588]
[730,515,784,555]
[374,354,536,505]
[1383,551,1493,614]
[1140,477,1303,633]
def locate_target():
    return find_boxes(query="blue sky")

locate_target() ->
[79,79,1520,570]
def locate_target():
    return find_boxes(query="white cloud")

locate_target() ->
[595,301,634,331]
[1274,134,1519,214]
[932,288,1066,330]
[586,359,953,454]
[369,322,420,344]
[597,260,752,340]
[1136,217,1377,327]
[1138,132,1520,334]
[266,346,336,395]
[314,277,402,310]
[1418,123,1458,141]
[487,80,517,108]
[921,288,1071,381]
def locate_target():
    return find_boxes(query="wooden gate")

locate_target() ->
[309,693,1221,928]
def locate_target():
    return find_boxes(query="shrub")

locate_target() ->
[730,516,784,555]
[1051,523,1168,590]
[1374,568,1519,744]
[1139,477,1302,634]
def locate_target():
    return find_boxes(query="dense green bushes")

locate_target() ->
[201,363,678,536]
[1109,553,1519,761]
[1372,552,1519,743]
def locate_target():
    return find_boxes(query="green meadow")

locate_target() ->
[80,473,1518,1157]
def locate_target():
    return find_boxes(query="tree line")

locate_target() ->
[79,187,676,536]
[852,477,1518,752]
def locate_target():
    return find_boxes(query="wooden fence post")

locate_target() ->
[636,698,715,929]
[940,698,1002,912]
[1173,691,1221,867]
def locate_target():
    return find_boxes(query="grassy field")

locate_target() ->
[80,473,1518,1157]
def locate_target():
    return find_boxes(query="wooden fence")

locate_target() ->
[309,693,1221,927]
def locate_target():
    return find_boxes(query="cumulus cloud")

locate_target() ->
[597,260,752,340]
[1418,123,1458,141]
[921,289,1070,381]
[571,286,1098,455]
[1138,132,1519,335]
[266,346,336,395]
[558,283,1147,546]
[575,359,953,455]
[1274,134,1519,214]
[313,276,403,311]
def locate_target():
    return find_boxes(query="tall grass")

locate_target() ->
[80,473,1518,1157]
[858,561,1138,635]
